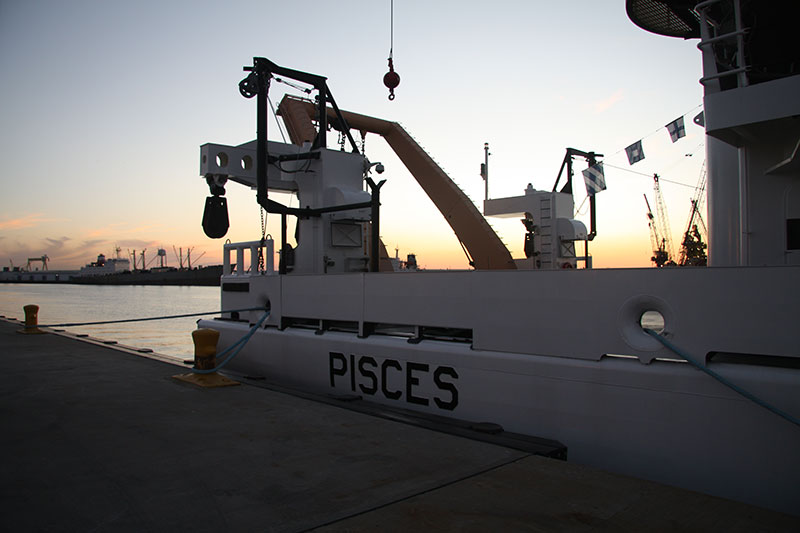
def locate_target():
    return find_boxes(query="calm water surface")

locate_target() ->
[0,284,220,359]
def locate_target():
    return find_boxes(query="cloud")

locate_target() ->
[593,89,624,114]
[85,224,126,238]
[84,223,164,239]
[127,224,165,234]
[81,239,111,249]
[0,213,57,230]
[45,237,71,249]
[116,239,159,248]
[2,230,209,270]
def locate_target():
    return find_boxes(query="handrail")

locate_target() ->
[696,0,749,89]
[224,239,274,276]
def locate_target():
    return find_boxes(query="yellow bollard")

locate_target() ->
[192,328,220,371]
[17,304,45,335]
[173,328,239,388]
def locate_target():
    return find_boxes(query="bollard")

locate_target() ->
[17,304,45,335]
[173,328,239,388]
[192,328,220,370]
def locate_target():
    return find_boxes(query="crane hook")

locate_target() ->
[383,56,400,101]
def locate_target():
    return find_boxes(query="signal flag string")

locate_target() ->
[602,103,703,161]
[602,163,698,189]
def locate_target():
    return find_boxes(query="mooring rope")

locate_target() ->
[191,310,270,374]
[644,328,800,428]
[37,307,266,329]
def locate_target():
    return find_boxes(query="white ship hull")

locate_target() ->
[200,265,800,514]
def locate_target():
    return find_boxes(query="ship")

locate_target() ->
[68,264,223,286]
[78,252,131,276]
[196,1,800,515]
[1,250,222,286]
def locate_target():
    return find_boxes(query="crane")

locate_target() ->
[678,162,708,266]
[644,195,671,267]
[146,254,159,269]
[173,246,184,269]
[26,255,49,271]
[189,250,206,269]
[652,174,675,264]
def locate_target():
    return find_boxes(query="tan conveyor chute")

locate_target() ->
[277,95,516,270]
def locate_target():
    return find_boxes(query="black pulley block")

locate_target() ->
[202,196,229,238]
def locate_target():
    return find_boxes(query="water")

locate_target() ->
[0,284,220,360]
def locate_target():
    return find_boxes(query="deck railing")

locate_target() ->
[223,239,274,276]
[696,0,748,91]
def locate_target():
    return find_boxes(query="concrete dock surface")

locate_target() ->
[2,318,798,532]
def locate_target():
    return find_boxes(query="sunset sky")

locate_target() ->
[0,1,706,271]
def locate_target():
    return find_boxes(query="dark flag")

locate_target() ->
[625,140,645,165]
[666,116,686,142]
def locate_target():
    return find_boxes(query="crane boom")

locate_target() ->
[277,95,516,270]
[652,174,674,263]
[678,162,708,266]
[644,194,669,267]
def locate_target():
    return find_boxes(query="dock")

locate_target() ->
[2,318,798,532]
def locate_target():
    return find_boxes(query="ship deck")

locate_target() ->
[2,318,798,532]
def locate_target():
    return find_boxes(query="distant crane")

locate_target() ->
[26,255,49,271]
[172,246,204,269]
[678,162,708,266]
[145,254,159,269]
[173,246,184,269]
[643,195,672,267]
[188,249,206,269]
[652,174,675,264]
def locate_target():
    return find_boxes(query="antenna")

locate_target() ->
[480,143,490,201]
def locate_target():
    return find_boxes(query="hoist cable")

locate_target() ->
[389,0,394,59]
[267,96,287,143]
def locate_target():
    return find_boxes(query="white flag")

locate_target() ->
[582,162,606,195]
[666,116,686,142]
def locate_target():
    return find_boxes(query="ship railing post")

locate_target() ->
[236,247,245,276]
[265,237,274,274]
[223,244,232,276]
[250,243,259,274]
